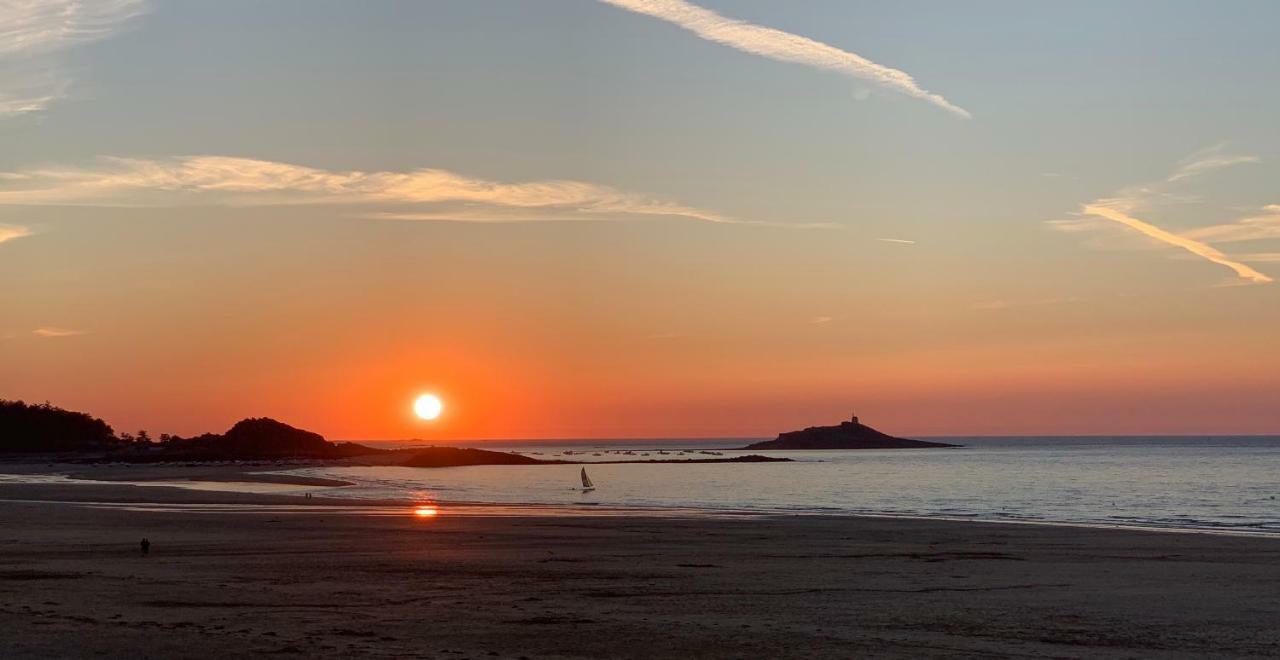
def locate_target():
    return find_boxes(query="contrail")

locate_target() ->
[1082,204,1273,284]
[1052,145,1272,285]
[597,0,969,118]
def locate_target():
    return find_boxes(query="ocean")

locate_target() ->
[285,436,1280,536]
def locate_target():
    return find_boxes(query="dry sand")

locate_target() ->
[0,477,1278,658]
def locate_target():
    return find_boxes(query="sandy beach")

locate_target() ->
[1,474,1278,659]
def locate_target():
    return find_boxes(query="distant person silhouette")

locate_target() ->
[140,538,150,556]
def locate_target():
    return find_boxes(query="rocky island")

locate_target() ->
[745,414,959,450]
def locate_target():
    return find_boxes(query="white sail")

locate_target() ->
[580,467,594,490]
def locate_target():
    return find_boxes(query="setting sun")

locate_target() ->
[413,393,443,421]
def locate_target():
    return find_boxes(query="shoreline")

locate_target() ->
[1,465,1278,540]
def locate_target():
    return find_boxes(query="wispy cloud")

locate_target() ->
[33,326,86,338]
[0,69,63,117]
[0,1,146,117]
[597,0,969,118]
[1167,144,1261,182]
[875,237,915,245]
[1050,146,1272,285]
[0,223,31,245]
[809,315,833,325]
[1182,205,1280,244]
[0,155,757,225]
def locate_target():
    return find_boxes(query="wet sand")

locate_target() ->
[1,482,1279,658]
[0,461,356,487]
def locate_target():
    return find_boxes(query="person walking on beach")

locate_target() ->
[140,538,150,556]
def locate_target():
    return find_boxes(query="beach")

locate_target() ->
[1,475,1279,659]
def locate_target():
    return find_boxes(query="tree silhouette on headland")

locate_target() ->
[0,400,119,452]
[0,400,367,459]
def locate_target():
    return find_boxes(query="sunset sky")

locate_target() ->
[3,1,1279,440]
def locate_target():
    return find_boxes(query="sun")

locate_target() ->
[413,393,443,421]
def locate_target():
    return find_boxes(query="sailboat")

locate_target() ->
[580,467,595,492]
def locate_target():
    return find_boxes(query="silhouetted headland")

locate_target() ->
[0,400,118,453]
[745,414,958,450]
[155,418,381,461]
[0,399,789,467]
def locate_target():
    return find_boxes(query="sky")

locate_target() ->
[2,0,1279,440]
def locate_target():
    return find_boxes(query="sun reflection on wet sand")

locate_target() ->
[59,500,771,520]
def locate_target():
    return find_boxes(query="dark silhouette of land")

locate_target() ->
[0,400,788,467]
[746,414,958,450]
[403,447,551,468]
[589,454,788,465]
[400,448,789,468]
[0,400,118,453]
[156,418,379,461]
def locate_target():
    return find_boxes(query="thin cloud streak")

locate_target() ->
[0,0,146,117]
[0,155,741,225]
[1052,145,1272,285]
[597,0,970,118]
[1167,145,1260,182]
[32,327,86,338]
[875,237,916,245]
[1182,205,1280,243]
[0,223,31,245]
[1081,204,1272,284]
[0,69,63,117]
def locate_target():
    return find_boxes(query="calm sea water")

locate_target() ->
[288,436,1280,536]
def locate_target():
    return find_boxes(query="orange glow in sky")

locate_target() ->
[2,4,1279,441]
